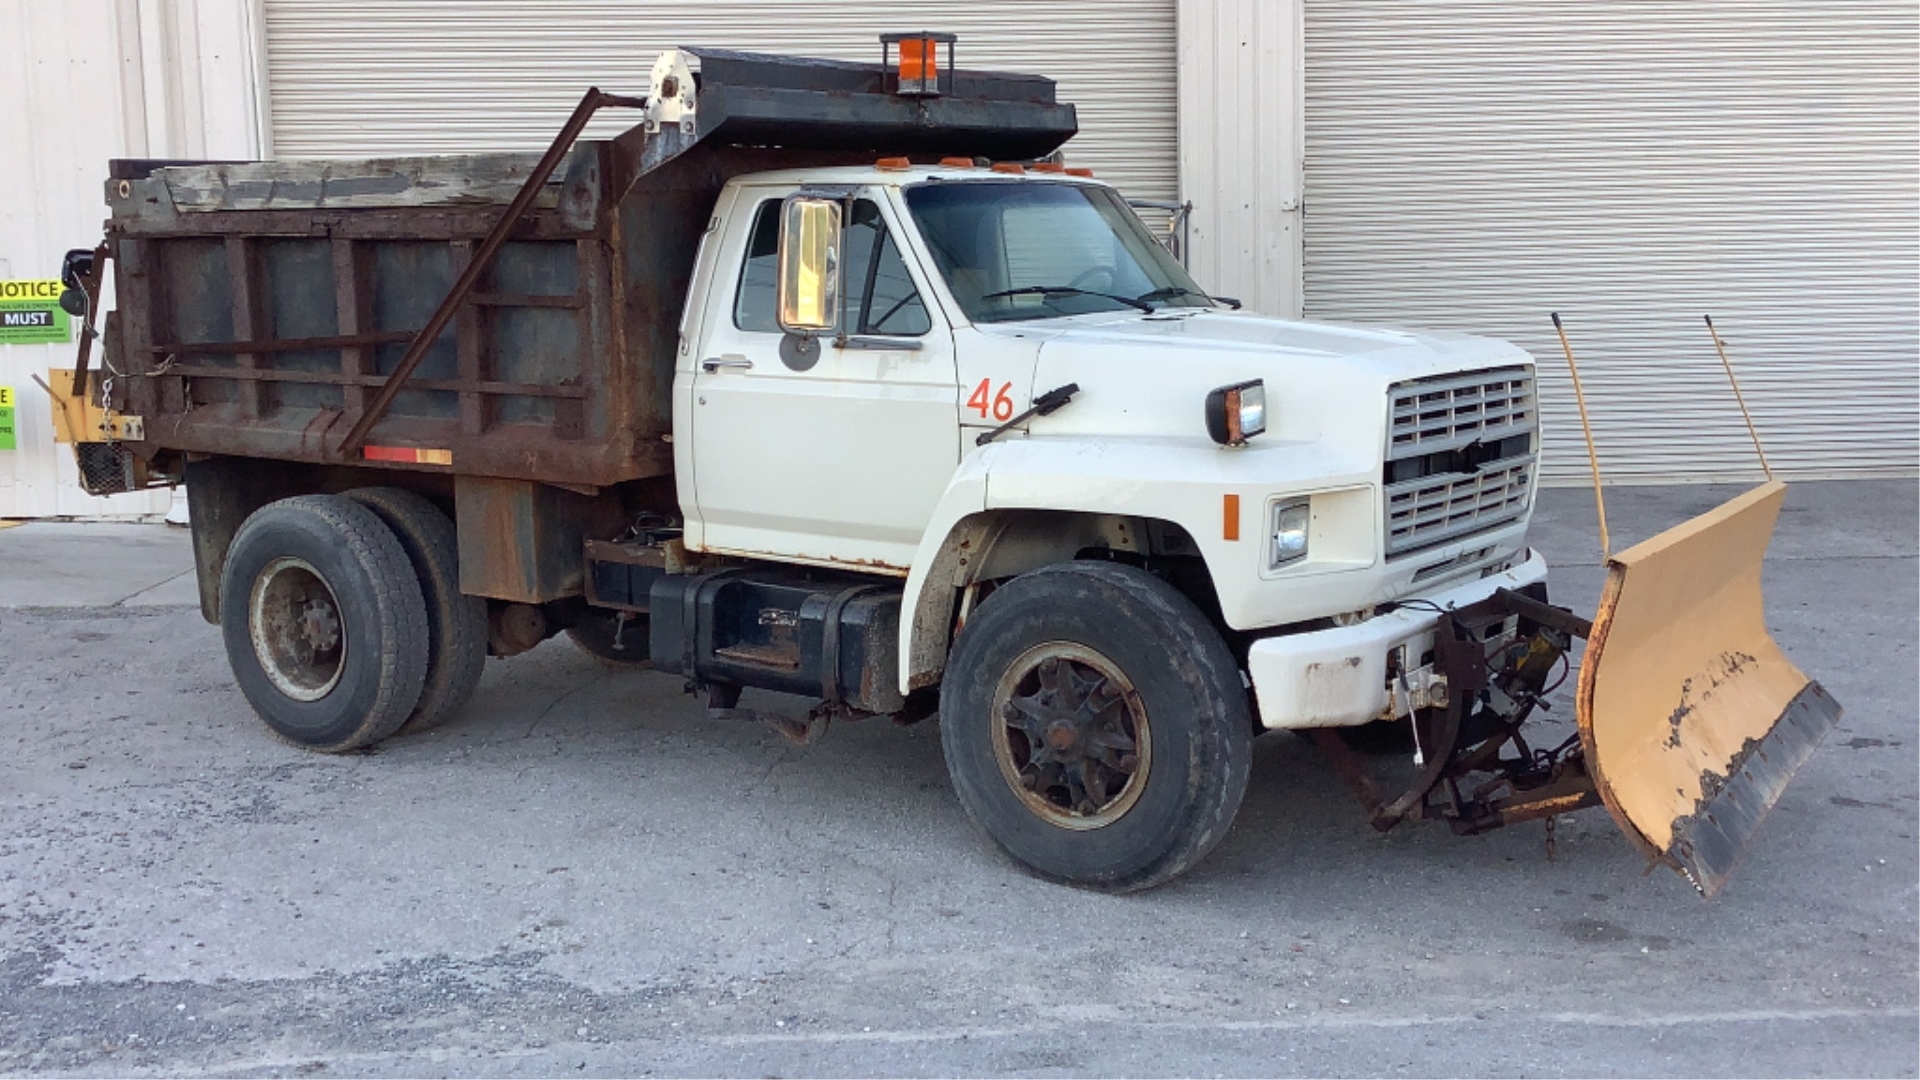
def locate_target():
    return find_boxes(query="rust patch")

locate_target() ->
[1660,683,1840,896]
[1666,651,1758,748]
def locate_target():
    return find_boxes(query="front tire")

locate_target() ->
[220,495,429,752]
[939,562,1252,891]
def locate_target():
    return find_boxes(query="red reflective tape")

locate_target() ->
[363,445,452,466]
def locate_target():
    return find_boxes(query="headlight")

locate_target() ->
[1204,379,1267,445]
[1270,497,1310,569]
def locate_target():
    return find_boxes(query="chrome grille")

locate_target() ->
[1386,462,1532,557]
[1384,367,1538,559]
[1390,367,1535,455]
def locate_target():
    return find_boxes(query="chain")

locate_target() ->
[1545,815,1558,862]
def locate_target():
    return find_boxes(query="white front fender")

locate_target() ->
[896,434,1381,696]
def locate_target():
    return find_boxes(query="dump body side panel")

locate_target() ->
[109,145,669,489]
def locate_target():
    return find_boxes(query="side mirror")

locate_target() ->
[777,196,842,335]
[60,248,95,290]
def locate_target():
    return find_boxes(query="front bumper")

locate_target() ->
[1245,550,1550,730]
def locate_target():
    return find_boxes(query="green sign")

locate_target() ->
[0,385,15,450]
[0,280,71,344]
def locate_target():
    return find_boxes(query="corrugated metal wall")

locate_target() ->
[262,0,1178,205]
[1304,2,1920,483]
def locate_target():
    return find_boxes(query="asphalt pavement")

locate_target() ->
[0,480,1914,1078]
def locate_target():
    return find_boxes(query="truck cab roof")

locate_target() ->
[724,164,1112,190]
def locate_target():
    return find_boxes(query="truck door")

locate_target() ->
[688,188,959,572]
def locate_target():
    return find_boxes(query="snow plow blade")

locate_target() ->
[1576,481,1840,897]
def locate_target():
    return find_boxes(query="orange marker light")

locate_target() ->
[938,156,975,168]
[883,31,954,96]
[1065,167,1095,178]
[900,37,933,84]
[875,156,911,171]
[990,162,1026,175]
[1031,161,1066,174]
[1223,493,1242,541]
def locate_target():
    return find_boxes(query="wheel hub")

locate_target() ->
[1045,720,1079,752]
[992,644,1150,830]
[249,556,347,703]
[299,598,341,652]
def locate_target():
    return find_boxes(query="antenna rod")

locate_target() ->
[1551,312,1611,563]
[1704,314,1773,481]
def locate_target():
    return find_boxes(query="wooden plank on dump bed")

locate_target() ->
[159,155,565,212]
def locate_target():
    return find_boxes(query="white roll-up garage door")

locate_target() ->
[1304,2,1918,483]
[262,0,1177,205]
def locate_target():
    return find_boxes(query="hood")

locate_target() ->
[1020,309,1535,460]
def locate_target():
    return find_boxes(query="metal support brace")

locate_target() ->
[336,87,647,457]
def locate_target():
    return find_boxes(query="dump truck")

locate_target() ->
[52,37,1838,894]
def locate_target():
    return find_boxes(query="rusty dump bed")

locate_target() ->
[95,48,1075,489]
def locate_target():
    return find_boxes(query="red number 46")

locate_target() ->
[968,378,1015,422]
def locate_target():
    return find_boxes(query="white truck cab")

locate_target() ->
[677,163,1548,739]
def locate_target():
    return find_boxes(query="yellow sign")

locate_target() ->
[0,384,14,450]
[0,386,13,408]
[0,280,71,344]
[0,280,61,302]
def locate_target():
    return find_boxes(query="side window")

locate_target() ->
[732,199,781,332]
[842,201,933,336]
[733,196,932,336]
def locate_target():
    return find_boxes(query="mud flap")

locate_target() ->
[1576,481,1841,897]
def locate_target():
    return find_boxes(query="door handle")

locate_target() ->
[701,356,753,373]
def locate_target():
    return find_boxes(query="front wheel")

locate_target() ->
[939,562,1252,891]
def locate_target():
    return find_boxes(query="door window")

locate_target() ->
[732,197,931,336]
[842,201,932,336]
[733,200,783,332]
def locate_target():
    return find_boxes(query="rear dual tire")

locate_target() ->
[220,495,430,752]
[343,488,488,733]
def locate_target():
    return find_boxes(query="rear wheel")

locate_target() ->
[939,561,1252,891]
[219,495,429,752]
[344,488,488,733]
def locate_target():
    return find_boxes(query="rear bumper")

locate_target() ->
[1246,550,1550,730]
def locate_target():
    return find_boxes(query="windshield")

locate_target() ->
[904,181,1212,323]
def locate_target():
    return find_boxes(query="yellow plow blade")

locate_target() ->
[1576,480,1841,897]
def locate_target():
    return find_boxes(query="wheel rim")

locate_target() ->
[990,641,1151,831]
[249,556,347,702]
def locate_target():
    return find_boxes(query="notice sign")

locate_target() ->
[0,280,71,344]
[0,385,15,450]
